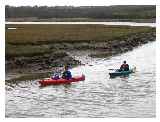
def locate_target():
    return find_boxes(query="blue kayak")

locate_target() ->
[109,68,135,78]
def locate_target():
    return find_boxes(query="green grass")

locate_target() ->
[6,24,155,57]
[6,44,52,58]
[6,24,154,44]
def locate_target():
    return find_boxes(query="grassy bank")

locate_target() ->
[6,24,153,44]
[6,24,155,57]
[5,24,155,77]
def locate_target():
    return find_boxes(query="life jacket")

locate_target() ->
[62,70,72,79]
[120,64,129,71]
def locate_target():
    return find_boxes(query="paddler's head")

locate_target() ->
[123,61,126,64]
[64,65,69,70]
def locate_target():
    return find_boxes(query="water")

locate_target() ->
[5,22,155,27]
[5,41,156,118]
[7,27,17,30]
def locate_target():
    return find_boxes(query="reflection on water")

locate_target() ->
[5,42,155,118]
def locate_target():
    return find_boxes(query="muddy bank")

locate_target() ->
[6,51,81,74]
[89,31,155,57]
[6,50,81,81]
[46,31,155,56]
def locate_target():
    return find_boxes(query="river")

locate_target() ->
[5,22,156,118]
[6,22,155,27]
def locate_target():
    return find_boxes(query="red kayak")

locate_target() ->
[39,75,85,86]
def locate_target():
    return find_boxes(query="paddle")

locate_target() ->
[81,63,93,66]
[108,69,118,70]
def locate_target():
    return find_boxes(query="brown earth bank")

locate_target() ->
[6,51,81,74]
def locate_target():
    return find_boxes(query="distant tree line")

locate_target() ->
[5,5,156,19]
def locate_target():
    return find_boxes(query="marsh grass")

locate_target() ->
[6,24,154,44]
[6,24,155,57]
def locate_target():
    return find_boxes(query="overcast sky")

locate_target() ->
[5,0,156,6]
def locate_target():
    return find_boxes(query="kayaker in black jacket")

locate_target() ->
[62,65,72,80]
[119,61,129,71]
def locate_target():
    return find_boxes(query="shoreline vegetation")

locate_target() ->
[5,24,156,81]
[5,5,155,23]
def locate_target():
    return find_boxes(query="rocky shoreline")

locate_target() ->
[89,31,155,57]
[6,51,81,74]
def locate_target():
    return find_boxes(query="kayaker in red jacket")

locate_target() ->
[119,61,129,71]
